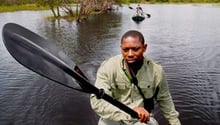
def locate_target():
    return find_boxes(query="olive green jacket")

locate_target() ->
[90,55,181,125]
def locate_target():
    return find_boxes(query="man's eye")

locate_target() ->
[132,47,139,51]
[123,48,129,52]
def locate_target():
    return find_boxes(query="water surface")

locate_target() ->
[0,4,220,125]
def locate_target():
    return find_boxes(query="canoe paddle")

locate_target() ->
[128,6,151,18]
[2,23,139,119]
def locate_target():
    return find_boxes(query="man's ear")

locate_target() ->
[143,44,147,52]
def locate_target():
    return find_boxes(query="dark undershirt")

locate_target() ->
[127,59,143,75]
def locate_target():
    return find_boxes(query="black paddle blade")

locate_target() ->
[129,6,133,9]
[2,23,139,119]
[2,23,95,93]
[146,13,151,18]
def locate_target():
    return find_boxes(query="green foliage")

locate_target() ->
[115,0,130,4]
[0,0,219,6]
[0,4,49,12]
[0,0,36,6]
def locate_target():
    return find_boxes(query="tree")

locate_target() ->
[37,0,61,17]
[36,0,130,22]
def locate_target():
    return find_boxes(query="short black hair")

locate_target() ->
[121,30,145,44]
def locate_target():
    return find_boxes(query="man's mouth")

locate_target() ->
[126,58,136,63]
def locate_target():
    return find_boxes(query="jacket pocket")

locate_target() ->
[111,81,131,100]
[138,80,154,98]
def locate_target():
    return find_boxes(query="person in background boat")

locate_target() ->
[90,30,181,125]
[136,4,143,15]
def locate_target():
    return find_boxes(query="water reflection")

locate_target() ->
[0,4,220,125]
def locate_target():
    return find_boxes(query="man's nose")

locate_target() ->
[128,49,134,56]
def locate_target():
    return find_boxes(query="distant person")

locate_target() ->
[136,4,143,15]
[90,30,181,125]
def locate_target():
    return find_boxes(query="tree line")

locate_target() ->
[0,0,219,6]
[0,0,219,22]
[0,0,128,22]
[0,0,219,7]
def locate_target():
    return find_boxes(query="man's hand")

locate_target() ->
[133,107,150,123]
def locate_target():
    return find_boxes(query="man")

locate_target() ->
[136,4,143,15]
[90,30,181,125]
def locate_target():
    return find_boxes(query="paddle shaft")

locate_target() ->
[103,93,138,118]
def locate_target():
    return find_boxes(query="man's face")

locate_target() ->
[121,36,147,64]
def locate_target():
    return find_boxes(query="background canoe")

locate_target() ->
[132,14,145,22]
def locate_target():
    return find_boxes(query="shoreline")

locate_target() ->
[0,3,219,13]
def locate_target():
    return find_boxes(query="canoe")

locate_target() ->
[132,14,145,22]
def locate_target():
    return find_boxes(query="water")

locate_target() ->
[0,4,220,125]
